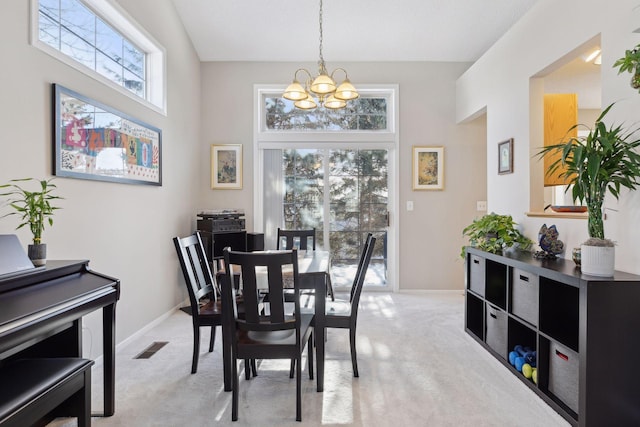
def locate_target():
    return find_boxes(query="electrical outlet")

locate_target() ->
[407,201,414,211]
[477,201,487,211]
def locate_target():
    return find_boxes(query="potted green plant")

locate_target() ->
[0,178,63,266]
[537,103,640,276]
[460,212,533,259]
[613,43,640,92]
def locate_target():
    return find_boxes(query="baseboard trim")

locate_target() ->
[92,299,187,368]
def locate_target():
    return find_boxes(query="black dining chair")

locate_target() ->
[173,232,256,377]
[325,233,376,377]
[277,227,334,301]
[222,247,315,422]
[173,232,222,374]
[277,227,316,250]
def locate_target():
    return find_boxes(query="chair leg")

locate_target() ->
[232,357,239,421]
[289,359,295,379]
[191,325,200,374]
[308,334,314,380]
[350,326,359,378]
[251,359,258,377]
[296,354,302,422]
[209,325,216,352]
[244,359,251,380]
[327,274,335,301]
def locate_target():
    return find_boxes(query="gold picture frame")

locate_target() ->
[412,146,444,190]
[211,144,242,189]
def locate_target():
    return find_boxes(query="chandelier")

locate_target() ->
[282,0,359,110]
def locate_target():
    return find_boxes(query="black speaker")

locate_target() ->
[247,233,265,252]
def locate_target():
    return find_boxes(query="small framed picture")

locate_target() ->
[211,144,242,189]
[498,139,514,175]
[412,146,444,190]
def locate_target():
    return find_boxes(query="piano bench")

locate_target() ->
[0,358,94,427]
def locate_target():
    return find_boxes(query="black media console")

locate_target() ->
[464,247,640,426]
[196,210,263,262]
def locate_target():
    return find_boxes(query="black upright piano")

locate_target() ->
[0,260,120,416]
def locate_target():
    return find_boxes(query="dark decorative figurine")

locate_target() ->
[534,224,564,259]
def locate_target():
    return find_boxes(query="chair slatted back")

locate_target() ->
[350,234,376,312]
[173,232,218,314]
[224,248,300,333]
[277,228,316,251]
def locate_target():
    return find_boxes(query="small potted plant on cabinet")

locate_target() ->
[0,178,63,266]
[537,103,640,276]
[613,43,640,93]
[460,212,533,259]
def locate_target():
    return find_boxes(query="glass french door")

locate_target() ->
[283,148,389,289]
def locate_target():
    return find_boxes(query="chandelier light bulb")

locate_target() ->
[334,79,359,101]
[324,94,347,109]
[310,73,336,95]
[283,80,308,101]
[294,94,318,110]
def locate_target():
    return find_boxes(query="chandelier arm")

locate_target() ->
[294,68,313,84]
[330,68,349,81]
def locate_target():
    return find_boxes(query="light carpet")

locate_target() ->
[50,292,570,426]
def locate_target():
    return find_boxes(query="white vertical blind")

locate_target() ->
[262,149,283,249]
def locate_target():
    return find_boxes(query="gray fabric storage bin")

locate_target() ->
[485,303,507,359]
[469,254,485,297]
[511,268,539,326]
[549,341,579,414]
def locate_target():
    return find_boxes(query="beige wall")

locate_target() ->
[199,61,487,290]
[0,0,201,357]
[457,0,640,274]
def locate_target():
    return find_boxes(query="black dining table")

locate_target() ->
[218,250,330,393]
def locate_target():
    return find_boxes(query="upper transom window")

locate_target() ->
[265,97,388,131]
[32,0,165,112]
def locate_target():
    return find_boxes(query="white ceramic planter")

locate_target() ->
[580,244,615,277]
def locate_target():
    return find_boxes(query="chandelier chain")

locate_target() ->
[318,0,325,71]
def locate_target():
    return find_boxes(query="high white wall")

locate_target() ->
[199,61,487,290]
[456,0,640,274]
[0,0,201,357]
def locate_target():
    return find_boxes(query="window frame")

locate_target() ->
[30,0,166,114]
[253,84,399,292]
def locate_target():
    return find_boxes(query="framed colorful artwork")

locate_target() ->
[498,138,514,175]
[53,84,162,186]
[211,144,243,189]
[412,146,444,190]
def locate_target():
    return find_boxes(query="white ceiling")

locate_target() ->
[171,0,539,63]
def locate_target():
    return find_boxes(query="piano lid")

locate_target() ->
[0,260,90,294]
[0,259,119,331]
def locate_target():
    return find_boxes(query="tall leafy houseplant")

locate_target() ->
[0,178,63,265]
[461,212,533,258]
[537,103,640,275]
